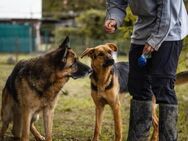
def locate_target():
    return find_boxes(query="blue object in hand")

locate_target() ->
[138,54,151,67]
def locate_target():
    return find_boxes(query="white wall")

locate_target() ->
[0,0,42,19]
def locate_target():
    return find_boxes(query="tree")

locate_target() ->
[76,9,106,39]
[43,0,106,18]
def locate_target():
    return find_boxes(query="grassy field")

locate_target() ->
[0,53,188,141]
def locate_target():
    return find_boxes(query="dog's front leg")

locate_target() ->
[92,104,105,141]
[30,123,45,141]
[111,101,122,141]
[21,108,33,141]
[43,107,54,141]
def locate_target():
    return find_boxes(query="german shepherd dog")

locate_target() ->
[0,36,91,141]
[81,43,160,141]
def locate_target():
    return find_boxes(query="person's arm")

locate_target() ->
[146,0,179,51]
[106,0,128,27]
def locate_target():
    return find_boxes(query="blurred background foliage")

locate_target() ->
[42,0,135,42]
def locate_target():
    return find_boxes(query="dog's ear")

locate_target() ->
[106,43,117,51]
[57,36,70,62]
[59,36,70,49]
[81,48,94,58]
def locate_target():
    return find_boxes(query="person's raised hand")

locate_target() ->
[104,19,117,33]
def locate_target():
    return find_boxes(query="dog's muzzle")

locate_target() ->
[71,61,92,79]
[103,59,114,67]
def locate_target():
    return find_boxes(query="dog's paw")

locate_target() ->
[35,136,45,141]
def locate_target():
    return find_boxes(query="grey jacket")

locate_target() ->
[106,0,188,50]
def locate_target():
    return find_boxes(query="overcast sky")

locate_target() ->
[0,0,42,19]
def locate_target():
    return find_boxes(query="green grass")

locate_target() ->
[0,53,188,141]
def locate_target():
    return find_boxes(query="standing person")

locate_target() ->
[104,0,188,141]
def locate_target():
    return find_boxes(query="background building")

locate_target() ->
[0,0,42,53]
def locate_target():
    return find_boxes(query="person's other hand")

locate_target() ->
[104,19,117,33]
[142,43,155,54]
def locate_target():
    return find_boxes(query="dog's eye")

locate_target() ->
[69,58,77,68]
[108,50,112,54]
[98,53,104,56]
[69,64,74,68]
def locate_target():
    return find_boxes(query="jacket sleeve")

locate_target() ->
[146,0,179,51]
[106,0,128,27]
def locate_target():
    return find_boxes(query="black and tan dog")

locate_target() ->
[0,36,91,141]
[81,43,129,141]
[81,43,164,141]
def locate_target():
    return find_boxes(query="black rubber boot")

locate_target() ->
[127,99,152,141]
[159,104,178,141]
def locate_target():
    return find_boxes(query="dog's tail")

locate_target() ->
[176,71,188,85]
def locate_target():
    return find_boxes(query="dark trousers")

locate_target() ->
[128,41,183,104]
